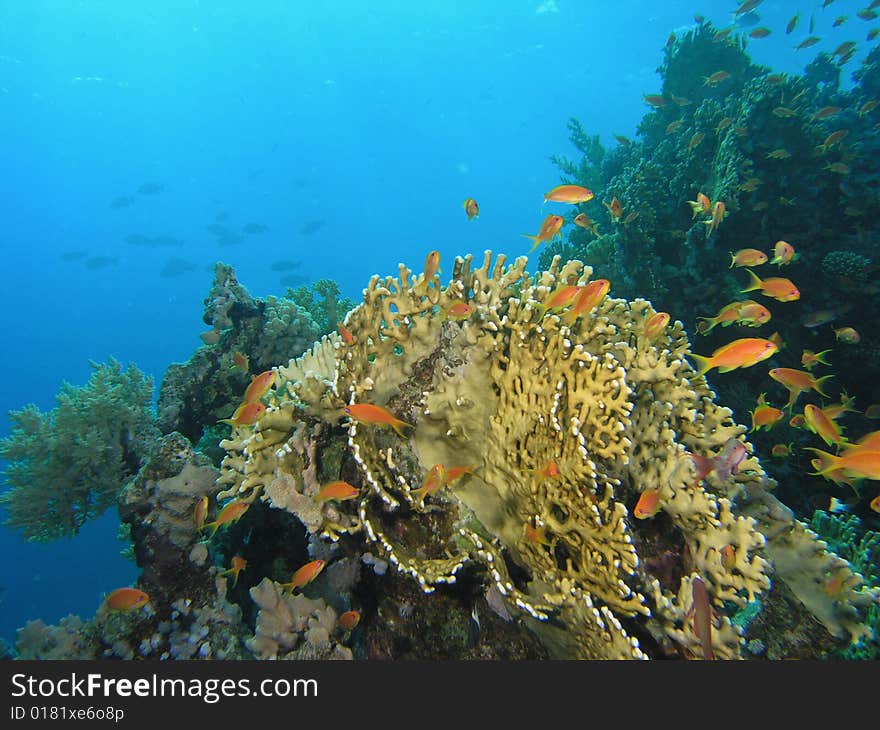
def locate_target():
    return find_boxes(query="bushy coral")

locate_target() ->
[0,359,158,541]
[821,250,872,284]
[286,279,355,336]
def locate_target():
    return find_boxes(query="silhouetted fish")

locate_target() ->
[735,10,760,28]
[242,222,269,234]
[299,219,326,236]
[137,182,164,195]
[270,259,301,271]
[160,258,197,278]
[60,250,88,261]
[125,233,182,247]
[85,256,118,269]
[110,196,134,209]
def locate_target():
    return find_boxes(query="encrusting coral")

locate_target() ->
[217,250,879,659]
[0,359,159,541]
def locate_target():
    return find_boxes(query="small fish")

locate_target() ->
[819,129,848,150]
[543,184,594,204]
[442,300,475,322]
[644,312,670,340]
[194,495,209,531]
[316,481,360,502]
[828,496,854,514]
[218,556,247,588]
[737,301,772,326]
[633,488,662,519]
[824,162,850,175]
[415,463,447,501]
[703,71,730,87]
[562,279,610,324]
[766,73,786,84]
[687,132,705,151]
[105,588,150,611]
[281,559,326,594]
[704,201,726,233]
[869,29,880,41]
[687,192,712,218]
[857,9,879,20]
[772,106,798,118]
[524,520,551,547]
[832,16,848,27]
[769,367,833,410]
[219,401,267,427]
[766,148,792,159]
[690,338,778,376]
[834,326,860,344]
[730,249,768,268]
[865,404,880,419]
[859,99,880,116]
[720,544,736,570]
[614,135,632,146]
[528,461,562,480]
[796,36,821,51]
[690,577,715,660]
[871,495,880,514]
[338,322,355,345]
[803,406,848,448]
[741,269,800,302]
[739,177,761,192]
[750,394,784,431]
[416,250,442,295]
[202,500,250,538]
[801,349,832,370]
[463,198,479,220]
[537,284,582,317]
[573,213,600,235]
[802,309,838,328]
[243,370,277,403]
[769,331,785,351]
[786,13,800,34]
[231,351,249,373]
[769,240,796,266]
[670,94,691,106]
[771,443,793,458]
[603,197,623,220]
[344,403,413,437]
[808,448,880,481]
[444,465,474,486]
[522,214,564,252]
[338,610,361,631]
[665,119,684,134]
[749,27,771,38]
[789,414,807,428]
[623,210,639,225]
[643,94,667,108]
[812,105,842,119]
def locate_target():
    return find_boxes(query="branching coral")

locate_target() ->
[216,250,877,658]
[0,359,159,541]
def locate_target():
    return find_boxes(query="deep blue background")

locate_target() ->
[0,0,872,644]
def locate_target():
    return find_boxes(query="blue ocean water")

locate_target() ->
[0,0,873,645]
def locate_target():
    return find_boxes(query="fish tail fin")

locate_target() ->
[522,234,542,252]
[204,521,219,539]
[729,252,736,268]
[814,375,834,398]
[218,418,236,426]
[391,418,414,438]
[689,353,714,377]
[696,318,715,335]
[741,268,763,293]
[817,349,833,365]
[805,448,840,476]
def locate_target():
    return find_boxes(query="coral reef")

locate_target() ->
[0,359,159,541]
[217,250,878,658]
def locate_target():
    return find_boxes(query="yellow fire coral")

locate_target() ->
[217,250,878,658]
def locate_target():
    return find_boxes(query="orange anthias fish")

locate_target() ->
[690,577,715,660]
[344,403,413,438]
[730,249,768,268]
[803,405,848,448]
[316,481,360,502]
[769,368,833,410]
[644,94,668,108]
[194,495,209,531]
[687,132,705,151]
[690,338,778,376]
[444,465,474,486]
[771,443,794,458]
[604,197,623,220]
[703,70,731,86]
[871,495,880,514]
[415,463,447,501]
[523,214,564,252]
[416,250,442,295]
[573,213,600,235]
[231,351,250,373]
[338,322,356,345]
[687,193,712,218]
[769,240,796,266]
[633,488,662,519]
[543,184,594,204]
[696,300,769,334]
[562,279,610,325]
[741,269,800,302]
[441,300,475,322]
[281,559,326,594]
[528,461,562,480]
[338,610,361,631]
[524,520,552,547]
[801,349,832,370]
[242,370,277,404]
[834,327,861,344]
[219,556,248,588]
[536,284,582,318]
[463,198,479,220]
[720,544,736,570]
[219,401,267,427]
[704,201,726,233]
[644,312,671,340]
[750,394,783,432]
[202,500,250,538]
[105,587,150,611]
[809,448,880,481]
